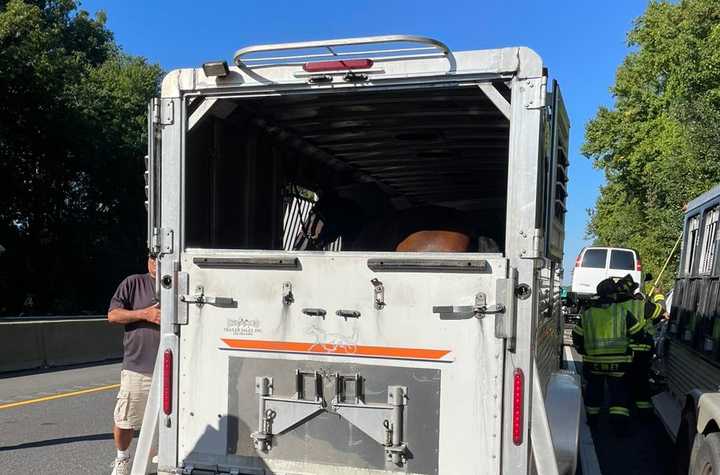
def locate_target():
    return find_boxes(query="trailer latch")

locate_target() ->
[433,292,505,320]
[180,286,237,308]
[371,278,386,310]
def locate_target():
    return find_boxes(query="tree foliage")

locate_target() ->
[0,0,162,314]
[583,0,720,292]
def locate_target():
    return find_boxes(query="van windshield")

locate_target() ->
[581,249,607,268]
[610,250,635,270]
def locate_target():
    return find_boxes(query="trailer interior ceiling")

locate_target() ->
[186,85,511,252]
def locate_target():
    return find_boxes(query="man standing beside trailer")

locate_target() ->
[107,252,161,475]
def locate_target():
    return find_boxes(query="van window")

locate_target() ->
[610,250,635,270]
[581,249,607,268]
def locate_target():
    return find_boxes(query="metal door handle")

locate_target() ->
[180,287,237,308]
[336,310,361,320]
[302,308,327,318]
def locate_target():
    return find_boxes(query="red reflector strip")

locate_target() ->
[512,368,524,445]
[162,349,173,415]
[303,59,373,73]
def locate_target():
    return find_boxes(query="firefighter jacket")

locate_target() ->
[572,298,645,367]
[629,296,664,351]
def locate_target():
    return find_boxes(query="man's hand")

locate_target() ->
[143,304,161,325]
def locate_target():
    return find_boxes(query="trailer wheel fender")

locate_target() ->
[545,370,582,475]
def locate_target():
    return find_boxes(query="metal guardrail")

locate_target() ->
[0,314,105,323]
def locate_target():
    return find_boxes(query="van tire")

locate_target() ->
[690,432,720,475]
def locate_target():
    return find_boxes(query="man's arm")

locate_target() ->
[108,304,160,325]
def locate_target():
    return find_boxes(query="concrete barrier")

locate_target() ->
[0,322,46,372]
[43,319,123,367]
[0,317,123,373]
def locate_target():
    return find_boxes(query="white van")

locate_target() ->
[570,246,642,295]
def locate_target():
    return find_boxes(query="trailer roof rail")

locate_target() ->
[232,34,451,68]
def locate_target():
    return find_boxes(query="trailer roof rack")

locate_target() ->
[233,34,451,68]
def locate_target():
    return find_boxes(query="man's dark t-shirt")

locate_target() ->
[109,273,160,375]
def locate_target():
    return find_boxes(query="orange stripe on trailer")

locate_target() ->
[221,338,451,361]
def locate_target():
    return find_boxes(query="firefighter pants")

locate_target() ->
[629,350,653,412]
[583,364,630,419]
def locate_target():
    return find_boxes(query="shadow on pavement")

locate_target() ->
[0,432,114,451]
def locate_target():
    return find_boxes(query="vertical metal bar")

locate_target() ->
[157,97,182,473]
[502,74,543,475]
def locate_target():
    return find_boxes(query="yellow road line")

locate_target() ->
[0,383,120,410]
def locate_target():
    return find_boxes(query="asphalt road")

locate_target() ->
[0,362,129,475]
[564,341,676,475]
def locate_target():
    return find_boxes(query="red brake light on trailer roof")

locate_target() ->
[163,349,173,415]
[302,59,374,73]
[512,368,524,446]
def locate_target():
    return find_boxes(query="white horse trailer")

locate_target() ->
[141,35,581,475]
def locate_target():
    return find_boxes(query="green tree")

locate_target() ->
[0,0,162,314]
[583,0,720,292]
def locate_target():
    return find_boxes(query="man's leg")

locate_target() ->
[607,372,631,436]
[112,370,151,473]
[583,365,602,426]
[113,425,134,451]
[630,350,653,419]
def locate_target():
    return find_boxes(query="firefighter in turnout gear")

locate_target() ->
[572,276,646,434]
[630,276,666,418]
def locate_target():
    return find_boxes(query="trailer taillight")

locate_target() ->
[302,59,373,72]
[575,253,582,268]
[162,349,173,415]
[512,368,524,446]
[636,258,642,272]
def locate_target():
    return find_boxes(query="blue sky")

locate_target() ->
[81,0,650,280]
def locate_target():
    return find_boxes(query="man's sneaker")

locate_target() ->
[111,457,130,475]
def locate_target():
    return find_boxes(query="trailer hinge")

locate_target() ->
[154,98,174,125]
[151,98,161,124]
[159,227,174,254]
[520,228,543,260]
[150,227,161,255]
[523,76,547,110]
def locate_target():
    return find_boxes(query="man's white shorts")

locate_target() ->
[113,369,152,430]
